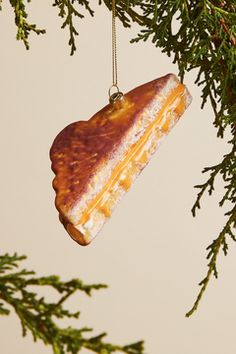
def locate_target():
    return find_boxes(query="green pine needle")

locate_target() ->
[0,253,144,354]
[9,0,46,49]
[53,0,94,55]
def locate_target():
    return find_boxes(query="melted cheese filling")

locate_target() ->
[80,84,186,225]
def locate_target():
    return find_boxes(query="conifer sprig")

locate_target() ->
[0,253,144,354]
[8,0,46,49]
[53,0,94,55]
[186,205,236,317]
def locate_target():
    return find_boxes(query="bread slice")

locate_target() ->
[50,73,192,245]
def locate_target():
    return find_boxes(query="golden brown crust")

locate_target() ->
[50,74,173,217]
[58,214,91,246]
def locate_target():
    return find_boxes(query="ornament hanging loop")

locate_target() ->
[109,84,123,104]
[109,0,123,104]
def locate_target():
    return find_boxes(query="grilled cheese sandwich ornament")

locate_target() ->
[50,0,192,246]
[50,74,192,245]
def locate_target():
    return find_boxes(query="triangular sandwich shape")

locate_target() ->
[50,74,192,245]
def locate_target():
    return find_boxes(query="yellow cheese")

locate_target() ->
[80,84,185,224]
[120,176,132,191]
[138,151,148,165]
[99,204,112,218]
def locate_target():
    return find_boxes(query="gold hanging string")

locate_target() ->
[109,0,123,103]
[112,0,118,87]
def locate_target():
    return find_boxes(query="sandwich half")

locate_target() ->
[50,73,192,245]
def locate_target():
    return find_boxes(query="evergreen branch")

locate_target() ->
[206,0,236,17]
[191,145,236,217]
[0,253,144,354]
[0,302,10,315]
[8,0,46,49]
[186,205,236,317]
[0,252,26,273]
[52,0,94,55]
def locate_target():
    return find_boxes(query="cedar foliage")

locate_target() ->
[0,0,236,351]
[0,253,144,353]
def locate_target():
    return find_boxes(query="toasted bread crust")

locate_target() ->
[50,74,192,244]
[50,74,172,214]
